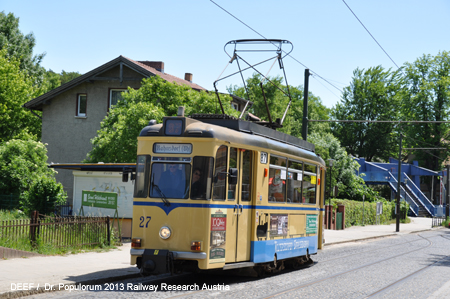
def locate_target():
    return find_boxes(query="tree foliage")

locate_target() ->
[42,69,82,93]
[331,66,403,161]
[85,76,239,163]
[0,11,46,85]
[309,132,381,201]
[0,139,64,197]
[401,51,450,171]
[228,73,330,137]
[21,176,66,215]
[0,49,41,142]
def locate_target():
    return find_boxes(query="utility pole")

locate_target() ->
[302,69,310,141]
[447,164,450,218]
[396,132,402,232]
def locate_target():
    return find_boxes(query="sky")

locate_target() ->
[2,0,450,109]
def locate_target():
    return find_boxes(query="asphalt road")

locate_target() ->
[26,230,450,299]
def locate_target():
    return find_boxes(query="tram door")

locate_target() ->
[226,148,253,263]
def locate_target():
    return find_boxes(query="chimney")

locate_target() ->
[184,73,193,83]
[138,61,164,73]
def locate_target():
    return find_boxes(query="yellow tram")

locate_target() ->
[129,111,326,275]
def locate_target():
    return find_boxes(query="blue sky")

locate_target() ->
[3,0,450,108]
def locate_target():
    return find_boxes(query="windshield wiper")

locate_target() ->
[151,174,170,206]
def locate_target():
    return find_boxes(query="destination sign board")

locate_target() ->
[153,143,192,154]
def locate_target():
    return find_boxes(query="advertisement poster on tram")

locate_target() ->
[306,215,318,234]
[270,214,288,236]
[210,209,227,263]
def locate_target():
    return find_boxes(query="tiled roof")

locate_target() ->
[124,57,206,91]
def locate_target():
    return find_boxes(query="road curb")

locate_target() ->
[324,226,444,247]
[324,234,398,246]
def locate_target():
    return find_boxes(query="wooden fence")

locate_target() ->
[0,211,111,248]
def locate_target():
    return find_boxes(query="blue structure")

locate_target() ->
[356,158,444,217]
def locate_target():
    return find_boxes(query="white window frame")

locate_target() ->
[231,102,239,111]
[77,94,87,117]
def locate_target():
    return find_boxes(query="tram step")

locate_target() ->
[223,262,255,270]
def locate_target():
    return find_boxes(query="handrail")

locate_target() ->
[386,172,419,216]
[365,162,389,171]
[400,185,419,216]
[404,173,434,215]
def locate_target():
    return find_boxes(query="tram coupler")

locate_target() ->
[140,249,173,276]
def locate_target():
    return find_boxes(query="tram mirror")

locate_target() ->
[257,223,268,238]
[122,167,132,182]
[229,168,238,185]
[122,172,129,183]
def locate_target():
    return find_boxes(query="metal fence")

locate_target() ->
[432,216,447,228]
[0,194,21,210]
[0,193,72,217]
[0,212,111,247]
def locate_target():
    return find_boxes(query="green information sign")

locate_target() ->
[306,215,318,234]
[82,191,117,209]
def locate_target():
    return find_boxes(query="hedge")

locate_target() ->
[329,199,408,228]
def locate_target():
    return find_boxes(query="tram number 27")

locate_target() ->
[139,216,151,228]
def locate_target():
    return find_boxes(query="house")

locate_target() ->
[24,56,248,204]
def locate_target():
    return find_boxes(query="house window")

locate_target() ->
[109,89,127,109]
[231,102,239,111]
[77,94,87,116]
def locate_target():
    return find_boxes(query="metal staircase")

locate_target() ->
[360,168,435,217]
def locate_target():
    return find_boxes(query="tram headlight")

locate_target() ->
[159,226,172,239]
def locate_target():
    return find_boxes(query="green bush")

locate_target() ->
[330,198,407,228]
[20,176,67,215]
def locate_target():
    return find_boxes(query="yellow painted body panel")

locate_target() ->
[131,118,326,271]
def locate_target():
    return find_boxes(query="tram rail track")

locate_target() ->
[318,233,436,263]
[261,233,444,299]
[364,253,450,298]
[124,232,448,299]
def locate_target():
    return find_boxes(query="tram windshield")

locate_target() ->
[150,163,191,199]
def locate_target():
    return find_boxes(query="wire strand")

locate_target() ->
[341,0,405,75]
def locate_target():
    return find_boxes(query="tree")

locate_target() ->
[0,139,62,196]
[0,49,41,142]
[228,73,330,137]
[309,132,381,201]
[41,69,82,94]
[42,70,61,92]
[21,176,66,215]
[331,66,404,161]
[0,11,46,85]
[402,51,450,171]
[286,85,331,138]
[85,76,239,163]
[59,70,81,85]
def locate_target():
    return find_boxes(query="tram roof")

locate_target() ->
[139,115,324,165]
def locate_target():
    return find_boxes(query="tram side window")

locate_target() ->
[241,150,252,202]
[303,164,317,204]
[268,156,287,202]
[287,160,303,203]
[134,155,151,198]
[190,157,213,200]
[228,148,238,200]
[150,163,191,199]
[213,145,228,200]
